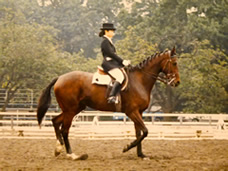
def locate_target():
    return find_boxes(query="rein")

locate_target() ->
[143,72,172,85]
[141,56,176,86]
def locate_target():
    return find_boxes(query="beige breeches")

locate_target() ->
[108,68,124,84]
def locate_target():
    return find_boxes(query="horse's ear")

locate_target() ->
[171,46,176,57]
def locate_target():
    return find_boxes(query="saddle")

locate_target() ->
[92,66,129,91]
[92,66,129,112]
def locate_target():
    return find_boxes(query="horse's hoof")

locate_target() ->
[67,153,88,160]
[55,141,63,156]
[142,156,150,161]
[138,153,146,158]
[123,145,129,153]
[78,154,89,160]
[55,150,61,157]
[138,153,150,160]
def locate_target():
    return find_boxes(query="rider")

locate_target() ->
[99,23,130,104]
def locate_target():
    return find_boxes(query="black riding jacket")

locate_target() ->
[101,37,124,72]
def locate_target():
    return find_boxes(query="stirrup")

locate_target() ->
[107,96,118,104]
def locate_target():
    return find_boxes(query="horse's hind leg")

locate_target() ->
[52,113,64,156]
[61,111,88,160]
[61,111,74,154]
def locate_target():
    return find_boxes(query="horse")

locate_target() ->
[37,46,180,160]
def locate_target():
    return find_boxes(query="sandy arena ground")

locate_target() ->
[0,138,228,171]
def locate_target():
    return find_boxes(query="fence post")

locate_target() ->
[152,115,154,125]
[209,116,212,126]
[17,110,19,126]
[4,89,9,111]
[124,116,126,125]
[11,115,14,130]
[30,89,33,111]
[180,116,183,125]
[5,89,8,101]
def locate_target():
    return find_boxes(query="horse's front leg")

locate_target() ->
[123,111,148,158]
[135,127,147,158]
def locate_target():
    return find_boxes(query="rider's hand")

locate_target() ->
[122,60,131,66]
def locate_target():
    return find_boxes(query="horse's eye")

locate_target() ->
[173,62,177,66]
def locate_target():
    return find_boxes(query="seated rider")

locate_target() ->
[99,23,131,103]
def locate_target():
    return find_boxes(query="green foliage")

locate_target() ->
[26,0,124,57]
[0,8,75,111]
[69,51,102,73]
[118,0,228,55]
[0,0,227,113]
[186,0,228,54]
[116,26,157,65]
[177,41,228,113]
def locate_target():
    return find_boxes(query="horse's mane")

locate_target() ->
[128,50,169,71]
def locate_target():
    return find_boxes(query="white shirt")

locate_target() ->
[104,35,113,45]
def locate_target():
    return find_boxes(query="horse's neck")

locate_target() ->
[132,55,164,94]
[143,68,160,93]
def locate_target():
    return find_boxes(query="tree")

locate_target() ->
[28,0,124,57]
[177,41,228,113]
[116,26,157,64]
[0,9,69,111]
[186,0,228,54]
[118,0,228,56]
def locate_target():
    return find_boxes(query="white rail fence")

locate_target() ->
[0,89,58,111]
[0,111,228,139]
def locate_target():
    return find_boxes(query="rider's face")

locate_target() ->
[105,30,115,39]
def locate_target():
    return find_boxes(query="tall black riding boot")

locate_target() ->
[107,81,121,104]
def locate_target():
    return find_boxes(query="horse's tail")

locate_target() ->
[37,77,58,126]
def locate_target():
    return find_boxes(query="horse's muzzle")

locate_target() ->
[168,77,180,87]
[169,79,180,87]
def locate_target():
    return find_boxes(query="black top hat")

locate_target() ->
[100,23,116,30]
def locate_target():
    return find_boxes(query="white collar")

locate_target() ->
[104,35,113,45]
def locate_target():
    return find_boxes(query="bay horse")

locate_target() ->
[37,47,180,160]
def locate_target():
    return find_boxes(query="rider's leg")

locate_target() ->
[107,68,124,103]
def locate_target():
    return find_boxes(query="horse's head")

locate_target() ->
[160,46,180,87]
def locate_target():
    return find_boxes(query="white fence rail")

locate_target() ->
[0,111,228,139]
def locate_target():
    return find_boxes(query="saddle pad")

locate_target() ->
[92,72,112,85]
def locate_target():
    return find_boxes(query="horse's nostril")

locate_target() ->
[175,81,180,86]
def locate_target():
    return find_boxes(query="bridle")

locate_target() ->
[143,54,177,86]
